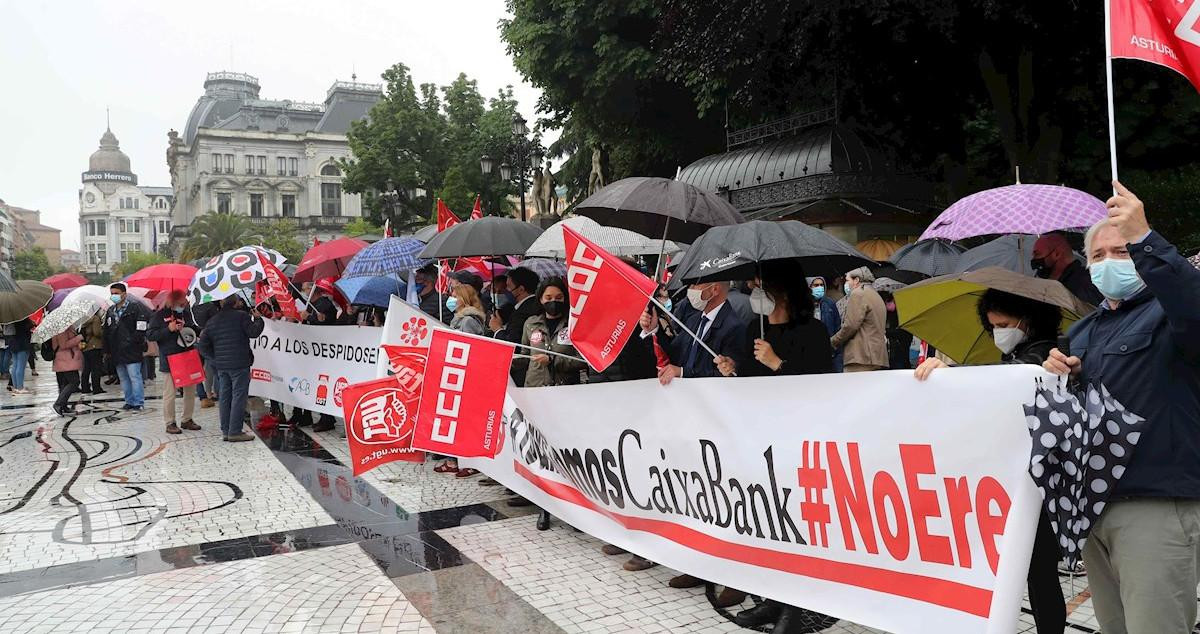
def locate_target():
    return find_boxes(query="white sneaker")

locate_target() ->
[11,388,30,395]
[1057,560,1086,576]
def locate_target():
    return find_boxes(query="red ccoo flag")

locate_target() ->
[1110,0,1200,93]
[562,225,658,372]
[256,250,300,320]
[470,195,483,220]
[412,330,514,459]
[436,198,460,232]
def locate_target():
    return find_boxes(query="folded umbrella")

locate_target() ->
[419,217,544,259]
[126,263,200,293]
[293,237,368,283]
[0,280,52,324]
[525,216,682,259]
[574,177,745,243]
[921,184,1108,242]
[894,267,1095,364]
[670,220,874,283]
[32,300,99,344]
[343,237,430,279]
[888,239,965,277]
[43,273,89,291]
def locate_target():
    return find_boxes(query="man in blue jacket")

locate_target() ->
[1045,181,1200,634]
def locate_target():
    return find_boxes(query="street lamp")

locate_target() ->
[479,155,494,176]
[512,114,527,137]
[499,162,512,182]
[480,114,540,222]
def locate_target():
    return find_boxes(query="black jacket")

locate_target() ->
[500,295,543,387]
[1057,260,1104,307]
[1001,338,1054,366]
[197,308,265,370]
[147,308,200,372]
[418,290,448,324]
[587,333,657,383]
[6,319,33,353]
[305,296,339,326]
[740,319,833,377]
[104,300,153,365]
[659,301,748,378]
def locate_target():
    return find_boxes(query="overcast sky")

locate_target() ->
[0,0,550,251]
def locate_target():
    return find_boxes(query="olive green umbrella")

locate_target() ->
[0,278,53,325]
[893,267,1094,364]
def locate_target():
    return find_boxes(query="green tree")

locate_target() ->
[259,220,306,263]
[10,246,53,280]
[180,212,255,261]
[343,217,383,238]
[111,251,170,278]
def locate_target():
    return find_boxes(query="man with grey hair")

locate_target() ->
[830,266,888,372]
[1044,181,1200,634]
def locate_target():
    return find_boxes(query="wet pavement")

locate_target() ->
[0,372,1109,632]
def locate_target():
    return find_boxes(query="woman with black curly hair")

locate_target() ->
[913,287,1066,634]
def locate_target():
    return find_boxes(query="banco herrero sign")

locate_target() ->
[81,170,137,184]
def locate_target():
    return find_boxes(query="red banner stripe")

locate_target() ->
[513,460,993,619]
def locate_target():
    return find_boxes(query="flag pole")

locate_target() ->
[1105,0,1120,185]
[649,297,721,362]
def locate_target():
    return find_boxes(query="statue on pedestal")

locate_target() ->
[588,147,606,195]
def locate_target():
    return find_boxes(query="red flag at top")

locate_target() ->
[255,250,300,320]
[470,195,483,220]
[383,218,393,238]
[1110,0,1200,93]
[313,237,321,247]
[562,225,658,372]
[437,199,460,232]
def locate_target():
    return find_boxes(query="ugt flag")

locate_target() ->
[341,375,425,475]
[562,225,658,372]
[412,330,513,459]
[1110,0,1200,93]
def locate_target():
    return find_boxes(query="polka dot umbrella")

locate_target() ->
[920,184,1108,242]
[188,246,287,305]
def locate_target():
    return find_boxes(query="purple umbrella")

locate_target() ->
[920,184,1108,241]
[47,288,73,311]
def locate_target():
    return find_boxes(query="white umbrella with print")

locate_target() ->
[188,246,287,305]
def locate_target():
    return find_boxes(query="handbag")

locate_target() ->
[166,348,205,388]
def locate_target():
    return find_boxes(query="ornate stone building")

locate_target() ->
[77,127,172,274]
[166,72,381,248]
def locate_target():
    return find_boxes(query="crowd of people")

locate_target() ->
[4,180,1196,634]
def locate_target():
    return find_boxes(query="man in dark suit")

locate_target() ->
[491,266,541,387]
[642,281,748,382]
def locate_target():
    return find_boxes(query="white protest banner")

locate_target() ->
[250,319,382,417]
[460,365,1042,634]
[375,295,448,377]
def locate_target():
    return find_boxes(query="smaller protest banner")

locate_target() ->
[562,225,658,372]
[250,320,382,417]
[412,330,513,458]
[342,375,424,475]
[376,296,447,377]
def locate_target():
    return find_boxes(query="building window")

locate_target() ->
[281,194,296,217]
[86,243,107,265]
[320,183,341,216]
[289,158,298,176]
[320,164,341,177]
[85,219,107,236]
[119,198,125,210]
[225,154,234,174]
[120,242,141,262]
[217,192,232,214]
[119,218,141,233]
[134,198,139,210]
[246,155,254,174]
[158,220,170,234]
[250,193,264,217]
[257,156,266,175]
[213,153,222,172]
[277,157,286,175]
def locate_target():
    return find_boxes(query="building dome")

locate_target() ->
[88,127,132,173]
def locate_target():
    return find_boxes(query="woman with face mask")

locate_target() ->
[912,288,1067,634]
[809,276,843,372]
[447,285,487,336]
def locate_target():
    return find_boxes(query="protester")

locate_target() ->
[103,283,152,409]
[809,276,843,371]
[147,290,202,435]
[254,298,289,430]
[78,313,105,394]
[447,284,487,336]
[1032,233,1103,305]
[913,288,1067,634]
[829,267,888,372]
[1043,182,1200,634]
[492,266,541,386]
[193,300,220,408]
[5,318,33,394]
[450,270,492,313]
[413,264,447,322]
[878,290,914,370]
[197,295,265,442]
[49,327,83,416]
[490,273,515,309]
[301,278,342,432]
[716,260,833,378]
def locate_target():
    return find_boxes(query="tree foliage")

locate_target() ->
[10,247,53,281]
[259,220,306,264]
[111,252,170,278]
[180,212,255,261]
[343,217,382,238]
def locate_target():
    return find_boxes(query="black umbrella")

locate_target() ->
[412,224,438,243]
[869,263,928,285]
[574,177,744,244]
[888,239,965,277]
[670,220,875,283]
[418,217,545,259]
[0,279,53,324]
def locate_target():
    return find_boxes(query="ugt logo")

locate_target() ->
[350,386,413,445]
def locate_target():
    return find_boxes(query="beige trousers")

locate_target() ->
[163,381,196,425]
[843,363,885,373]
[1083,498,1200,634]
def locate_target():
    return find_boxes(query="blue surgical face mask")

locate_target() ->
[812,285,826,300]
[1089,258,1144,301]
[843,282,852,296]
[446,296,459,312]
[173,305,185,313]
[663,299,673,313]
[110,294,122,304]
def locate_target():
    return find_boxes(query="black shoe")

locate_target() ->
[104,377,118,385]
[122,404,133,410]
[312,418,335,432]
[773,606,839,634]
[52,404,67,417]
[507,496,533,507]
[91,389,105,395]
[536,511,551,531]
[734,600,782,628]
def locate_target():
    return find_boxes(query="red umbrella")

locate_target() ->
[125,263,199,293]
[43,273,88,291]
[293,237,368,283]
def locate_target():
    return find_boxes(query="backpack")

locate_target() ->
[40,339,55,362]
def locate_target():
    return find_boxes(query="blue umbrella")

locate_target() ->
[336,275,407,308]
[343,237,430,279]
[514,258,567,280]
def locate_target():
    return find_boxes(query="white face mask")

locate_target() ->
[749,287,775,315]
[992,326,1027,355]
[686,285,712,311]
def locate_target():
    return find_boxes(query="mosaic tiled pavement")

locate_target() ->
[0,371,1151,632]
